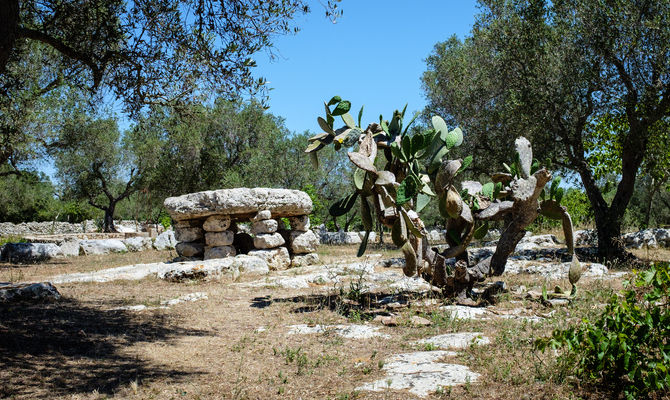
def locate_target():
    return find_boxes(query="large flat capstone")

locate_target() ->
[164,188,312,221]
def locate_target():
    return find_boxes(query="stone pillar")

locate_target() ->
[287,215,319,267]
[248,210,290,269]
[203,215,236,260]
[174,220,205,259]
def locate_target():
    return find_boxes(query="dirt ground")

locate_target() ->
[0,244,665,400]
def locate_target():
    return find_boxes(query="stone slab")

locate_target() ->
[164,188,312,221]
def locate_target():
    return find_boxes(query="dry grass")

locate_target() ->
[0,244,655,399]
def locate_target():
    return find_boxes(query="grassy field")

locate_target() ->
[0,244,666,400]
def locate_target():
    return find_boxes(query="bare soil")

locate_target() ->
[0,244,665,400]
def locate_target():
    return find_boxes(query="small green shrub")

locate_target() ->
[535,262,670,399]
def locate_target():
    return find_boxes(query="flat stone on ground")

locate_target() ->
[416,333,491,349]
[247,247,290,270]
[287,324,390,339]
[80,239,127,256]
[357,351,480,397]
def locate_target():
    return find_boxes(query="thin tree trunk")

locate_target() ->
[643,178,659,229]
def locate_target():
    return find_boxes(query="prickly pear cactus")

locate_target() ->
[306,96,580,301]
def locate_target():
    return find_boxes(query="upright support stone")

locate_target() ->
[203,215,231,232]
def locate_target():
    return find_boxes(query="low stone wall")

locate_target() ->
[164,188,319,269]
[0,231,177,262]
[575,228,670,248]
[0,220,161,236]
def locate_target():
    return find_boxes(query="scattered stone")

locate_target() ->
[0,282,61,302]
[416,333,491,349]
[175,242,204,258]
[253,232,285,249]
[248,247,291,270]
[374,315,398,326]
[233,255,269,275]
[376,258,405,269]
[290,253,319,268]
[357,351,479,397]
[1,242,63,262]
[123,237,152,252]
[251,219,278,234]
[287,324,390,339]
[410,316,433,326]
[80,239,127,256]
[59,238,81,257]
[318,231,362,245]
[289,230,318,254]
[52,256,267,284]
[153,230,177,250]
[439,305,491,320]
[174,227,204,243]
[202,215,231,232]
[205,231,234,246]
[204,245,236,260]
[289,215,310,231]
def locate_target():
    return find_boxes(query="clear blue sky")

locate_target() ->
[254,1,479,134]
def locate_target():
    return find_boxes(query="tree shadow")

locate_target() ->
[251,289,433,320]
[0,298,212,398]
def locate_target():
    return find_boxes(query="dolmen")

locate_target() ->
[164,188,319,269]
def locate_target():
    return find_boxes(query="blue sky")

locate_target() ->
[254,1,479,134]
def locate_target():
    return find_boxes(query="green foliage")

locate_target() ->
[536,262,670,399]
[0,167,58,223]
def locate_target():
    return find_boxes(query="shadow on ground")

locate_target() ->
[0,298,211,398]
[251,289,439,320]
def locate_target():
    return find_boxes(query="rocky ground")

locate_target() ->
[0,241,665,399]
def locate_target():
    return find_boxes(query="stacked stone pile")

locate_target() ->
[164,188,319,269]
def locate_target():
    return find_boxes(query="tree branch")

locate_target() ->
[17,27,104,89]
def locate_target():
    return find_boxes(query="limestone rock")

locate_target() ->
[289,215,310,231]
[1,242,63,262]
[0,282,61,302]
[80,239,128,256]
[252,209,272,221]
[175,242,204,258]
[164,188,312,221]
[253,232,285,249]
[232,255,269,275]
[318,231,362,245]
[357,351,480,397]
[202,215,231,232]
[159,258,238,282]
[291,252,319,268]
[205,231,234,246]
[59,239,81,257]
[248,247,290,270]
[251,219,278,234]
[174,227,204,243]
[204,245,236,260]
[416,332,491,349]
[289,230,318,254]
[123,237,153,252]
[153,230,177,250]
